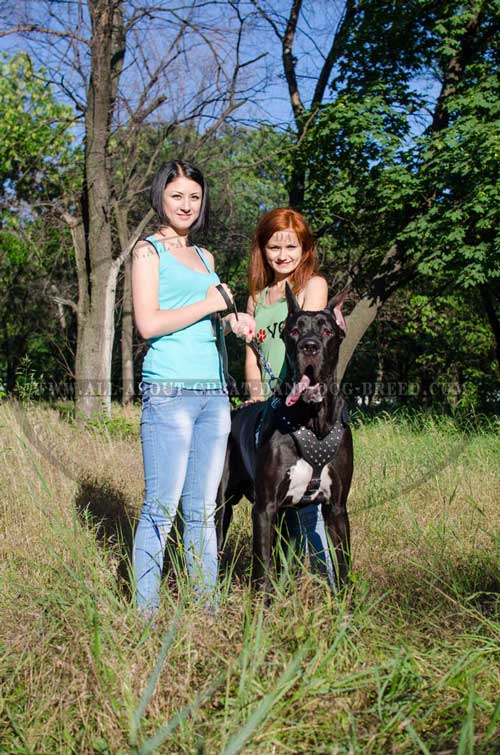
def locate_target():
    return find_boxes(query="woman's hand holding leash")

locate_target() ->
[205,282,234,313]
[225,312,255,343]
[210,283,255,342]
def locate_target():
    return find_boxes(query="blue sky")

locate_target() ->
[0,1,350,131]
[0,0,438,137]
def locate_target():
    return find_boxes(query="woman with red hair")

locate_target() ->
[246,208,327,398]
[245,208,333,583]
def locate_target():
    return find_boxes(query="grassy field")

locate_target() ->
[0,401,499,755]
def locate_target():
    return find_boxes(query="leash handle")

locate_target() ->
[215,283,239,321]
[213,284,239,396]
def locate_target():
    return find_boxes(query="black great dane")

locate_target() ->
[216,284,353,596]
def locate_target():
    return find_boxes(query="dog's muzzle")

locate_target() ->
[286,368,324,406]
[298,338,320,357]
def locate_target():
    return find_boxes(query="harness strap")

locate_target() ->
[290,421,345,477]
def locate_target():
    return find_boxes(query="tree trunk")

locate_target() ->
[74,0,125,418]
[115,206,135,405]
[74,259,120,415]
[338,297,380,383]
[121,257,134,405]
[480,283,500,375]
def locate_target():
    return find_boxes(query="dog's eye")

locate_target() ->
[321,328,333,337]
[289,327,300,337]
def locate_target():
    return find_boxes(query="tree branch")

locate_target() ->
[114,208,155,267]
[0,25,88,43]
[283,0,305,122]
[430,6,484,133]
[311,0,356,106]
[52,295,78,314]
[249,0,282,40]
[61,211,89,319]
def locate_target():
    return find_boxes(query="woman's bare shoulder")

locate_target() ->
[301,275,328,309]
[305,274,328,290]
[132,239,159,261]
[247,293,259,314]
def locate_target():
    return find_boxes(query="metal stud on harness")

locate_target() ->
[275,407,348,503]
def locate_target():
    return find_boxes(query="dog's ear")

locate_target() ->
[327,286,349,333]
[285,282,301,314]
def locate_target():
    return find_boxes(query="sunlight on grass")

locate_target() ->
[0,401,498,754]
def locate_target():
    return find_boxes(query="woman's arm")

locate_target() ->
[301,275,328,310]
[131,240,230,339]
[244,295,265,401]
[245,346,265,401]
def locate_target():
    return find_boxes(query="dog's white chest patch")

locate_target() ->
[285,460,332,504]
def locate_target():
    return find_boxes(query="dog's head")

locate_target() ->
[281,283,348,406]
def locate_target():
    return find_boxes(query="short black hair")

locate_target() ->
[150,160,210,234]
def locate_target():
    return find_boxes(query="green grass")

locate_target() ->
[0,401,499,754]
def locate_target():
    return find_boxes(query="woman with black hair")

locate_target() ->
[132,160,254,617]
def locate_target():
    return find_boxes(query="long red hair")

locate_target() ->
[248,208,318,301]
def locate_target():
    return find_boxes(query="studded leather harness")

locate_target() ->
[271,399,350,503]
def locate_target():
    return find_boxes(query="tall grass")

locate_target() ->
[0,401,498,754]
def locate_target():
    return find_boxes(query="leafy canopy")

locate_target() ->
[0,52,78,212]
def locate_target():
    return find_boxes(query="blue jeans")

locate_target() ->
[282,505,335,588]
[133,383,231,613]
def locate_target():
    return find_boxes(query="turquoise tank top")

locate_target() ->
[254,288,289,398]
[141,237,225,388]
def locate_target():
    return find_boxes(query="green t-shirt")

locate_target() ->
[254,288,289,398]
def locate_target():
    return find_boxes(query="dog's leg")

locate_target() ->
[215,457,230,554]
[322,502,351,588]
[216,436,248,552]
[323,431,353,589]
[251,503,277,597]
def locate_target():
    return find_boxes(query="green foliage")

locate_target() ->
[301,90,419,259]
[0,225,76,393]
[344,284,498,413]
[299,0,499,286]
[0,52,79,207]
[0,53,80,393]
[284,0,500,403]
[414,74,500,287]
[195,125,290,293]
[84,412,140,441]
[14,355,45,402]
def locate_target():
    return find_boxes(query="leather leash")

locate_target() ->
[215,284,281,393]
